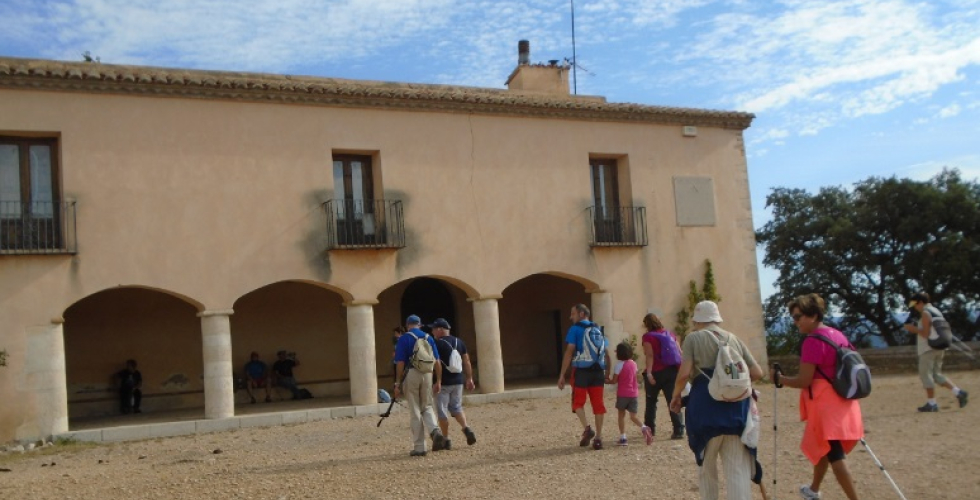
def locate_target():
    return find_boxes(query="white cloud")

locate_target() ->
[938,103,961,118]
[658,0,980,139]
[1,0,460,73]
[897,156,980,182]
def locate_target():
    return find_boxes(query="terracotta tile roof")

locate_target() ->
[0,57,754,130]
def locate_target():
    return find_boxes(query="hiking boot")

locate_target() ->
[431,430,447,451]
[917,402,939,412]
[409,450,427,457]
[579,425,596,447]
[671,428,685,440]
[250,396,256,404]
[463,427,477,446]
[592,438,603,450]
[616,437,628,447]
[265,396,272,403]
[444,439,452,450]
[641,426,653,445]
[799,485,821,499]
[957,390,969,408]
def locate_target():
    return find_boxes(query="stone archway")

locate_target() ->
[63,287,202,422]
[376,277,476,383]
[499,273,591,380]
[231,281,348,401]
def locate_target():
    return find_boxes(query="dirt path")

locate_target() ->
[2,371,978,500]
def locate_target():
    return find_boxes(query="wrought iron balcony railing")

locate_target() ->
[0,200,77,254]
[588,205,648,247]
[323,199,405,250]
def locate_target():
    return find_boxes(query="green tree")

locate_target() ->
[675,259,722,338]
[757,169,980,346]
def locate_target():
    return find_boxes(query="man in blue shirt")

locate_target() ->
[393,314,447,456]
[557,303,610,450]
[243,351,271,404]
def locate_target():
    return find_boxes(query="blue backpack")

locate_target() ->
[572,323,607,369]
[652,331,682,366]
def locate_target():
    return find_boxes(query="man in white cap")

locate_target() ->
[669,301,763,500]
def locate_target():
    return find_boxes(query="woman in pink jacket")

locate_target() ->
[770,293,863,500]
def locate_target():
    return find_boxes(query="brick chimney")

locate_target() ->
[506,40,570,95]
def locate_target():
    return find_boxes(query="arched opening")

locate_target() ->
[400,277,457,332]
[231,281,348,402]
[376,277,473,383]
[63,287,202,423]
[499,273,591,381]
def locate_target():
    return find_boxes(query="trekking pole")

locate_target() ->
[378,371,408,427]
[377,395,398,427]
[860,438,909,500]
[950,337,976,361]
[772,363,782,500]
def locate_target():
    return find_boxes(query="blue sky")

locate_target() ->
[2,0,979,299]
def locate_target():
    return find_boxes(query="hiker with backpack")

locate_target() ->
[393,314,448,457]
[904,292,969,412]
[431,318,478,449]
[557,303,611,450]
[641,313,684,441]
[771,293,863,500]
[669,301,764,500]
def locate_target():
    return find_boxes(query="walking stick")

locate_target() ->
[378,371,407,427]
[860,438,909,500]
[377,395,398,427]
[772,363,782,500]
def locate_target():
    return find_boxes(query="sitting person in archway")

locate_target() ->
[272,350,303,400]
[243,351,272,403]
[117,359,142,414]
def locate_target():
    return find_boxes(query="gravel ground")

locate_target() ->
[1,371,978,500]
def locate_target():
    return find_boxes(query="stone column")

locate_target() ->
[199,309,234,419]
[589,290,612,326]
[471,296,504,394]
[346,301,378,406]
[21,318,68,440]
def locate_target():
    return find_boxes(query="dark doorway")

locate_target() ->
[401,278,456,333]
[552,309,565,371]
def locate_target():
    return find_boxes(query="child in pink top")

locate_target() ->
[607,342,653,445]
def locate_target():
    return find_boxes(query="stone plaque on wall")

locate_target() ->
[673,177,716,227]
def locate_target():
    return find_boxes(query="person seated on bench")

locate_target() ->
[243,351,272,403]
[272,350,302,400]
[117,359,143,414]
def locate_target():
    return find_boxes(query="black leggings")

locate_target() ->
[643,365,683,434]
[826,440,846,463]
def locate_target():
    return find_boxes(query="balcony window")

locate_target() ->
[0,136,75,254]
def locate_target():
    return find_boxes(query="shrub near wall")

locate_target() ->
[769,342,980,376]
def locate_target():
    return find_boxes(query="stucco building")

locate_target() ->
[0,42,763,443]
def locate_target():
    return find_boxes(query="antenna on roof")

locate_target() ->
[570,0,577,94]
[564,58,594,77]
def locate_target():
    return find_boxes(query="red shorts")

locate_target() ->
[571,385,606,414]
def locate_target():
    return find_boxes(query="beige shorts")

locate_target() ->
[918,349,948,388]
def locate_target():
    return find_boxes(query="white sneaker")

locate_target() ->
[799,485,821,499]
